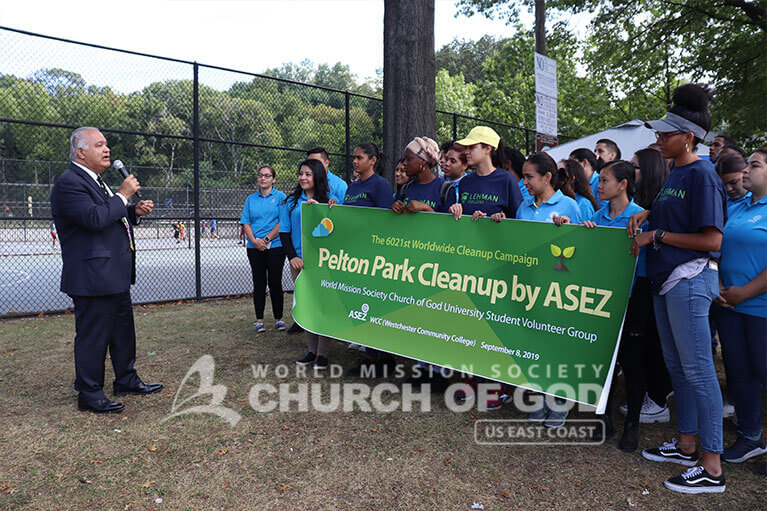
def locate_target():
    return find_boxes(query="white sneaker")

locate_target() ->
[722,399,735,418]
[639,395,670,423]
[620,394,670,423]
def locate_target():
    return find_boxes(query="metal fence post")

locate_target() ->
[452,113,458,141]
[344,92,351,183]
[193,62,202,301]
[525,129,531,156]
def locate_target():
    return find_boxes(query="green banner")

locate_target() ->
[294,204,637,411]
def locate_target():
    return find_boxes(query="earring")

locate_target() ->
[685,143,690,152]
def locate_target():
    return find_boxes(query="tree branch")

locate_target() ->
[661,0,767,30]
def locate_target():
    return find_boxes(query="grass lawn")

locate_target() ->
[0,297,764,510]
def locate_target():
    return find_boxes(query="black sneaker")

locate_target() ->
[723,434,767,463]
[287,323,304,334]
[296,352,316,365]
[642,438,699,466]
[664,466,725,494]
[314,356,329,370]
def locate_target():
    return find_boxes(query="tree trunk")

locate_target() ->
[383,0,436,182]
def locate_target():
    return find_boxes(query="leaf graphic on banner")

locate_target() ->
[563,246,575,258]
[550,244,562,257]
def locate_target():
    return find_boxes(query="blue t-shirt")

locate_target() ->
[646,159,727,290]
[239,188,286,249]
[516,189,583,223]
[327,170,348,205]
[726,192,751,216]
[589,171,608,207]
[279,193,308,258]
[591,199,648,277]
[344,173,394,209]
[402,177,444,211]
[720,195,767,317]
[457,168,523,217]
[575,194,596,220]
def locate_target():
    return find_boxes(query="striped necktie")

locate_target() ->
[96,175,134,251]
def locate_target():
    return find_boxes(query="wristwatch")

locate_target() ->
[652,229,666,250]
[263,236,271,243]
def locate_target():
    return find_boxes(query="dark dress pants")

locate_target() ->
[71,291,140,401]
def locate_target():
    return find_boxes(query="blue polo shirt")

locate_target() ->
[279,193,308,258]
[344,173,394,209]
[589,171,608,207]
[516,189,583,223]
[458,168,523,217]
[402,177,444,210]
[575,194,596,220]
[646,159,726,291]
[720,195,767,317]
[327,170,348,205]
[726,192,751,216]
[591,199,648,277]
[240,188,286,249]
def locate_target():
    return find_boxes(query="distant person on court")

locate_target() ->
[307,147,348,205]
[50,127,162,414]
[50,220,57,249]
[210,218,218,238]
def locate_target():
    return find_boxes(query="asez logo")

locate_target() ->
[348,303,369,321]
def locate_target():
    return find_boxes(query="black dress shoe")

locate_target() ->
[113,381,163,396]
[619,421,639,452]
[78,397,125,414]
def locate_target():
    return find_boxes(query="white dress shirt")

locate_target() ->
[72,161,128,206]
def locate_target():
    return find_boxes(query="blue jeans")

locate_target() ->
[712,306,767,438]
[653,268,723,454]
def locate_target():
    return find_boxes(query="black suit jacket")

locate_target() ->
[51,163,138,296]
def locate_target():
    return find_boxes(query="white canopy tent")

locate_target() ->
[543,119,710,161]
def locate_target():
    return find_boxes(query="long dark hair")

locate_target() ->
[569,148,599,175]
[634,148,670,209]
[503,146,526,180]
[600,160,636,200]
[561,159,599,210]
[286,159,329,211]
[356,141,385,174]
[488,140,508,170]
[527,152,559,187]
[715,153,747,176]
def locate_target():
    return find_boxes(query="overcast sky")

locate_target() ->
[0,0,533,91]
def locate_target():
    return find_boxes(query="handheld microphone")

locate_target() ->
[113,160,141,198]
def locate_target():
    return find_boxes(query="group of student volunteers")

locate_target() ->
[239,83,765,494]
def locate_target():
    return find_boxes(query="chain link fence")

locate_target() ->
[0,26,563,317]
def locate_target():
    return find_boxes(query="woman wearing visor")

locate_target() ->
[627,84,727,494]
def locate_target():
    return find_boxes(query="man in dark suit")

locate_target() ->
[51,127,162,414]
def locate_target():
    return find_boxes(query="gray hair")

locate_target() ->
[69,127,100,161]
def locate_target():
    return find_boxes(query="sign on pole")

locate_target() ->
[534,52,558,149]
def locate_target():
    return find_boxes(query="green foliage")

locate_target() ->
[456,0,767,149]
